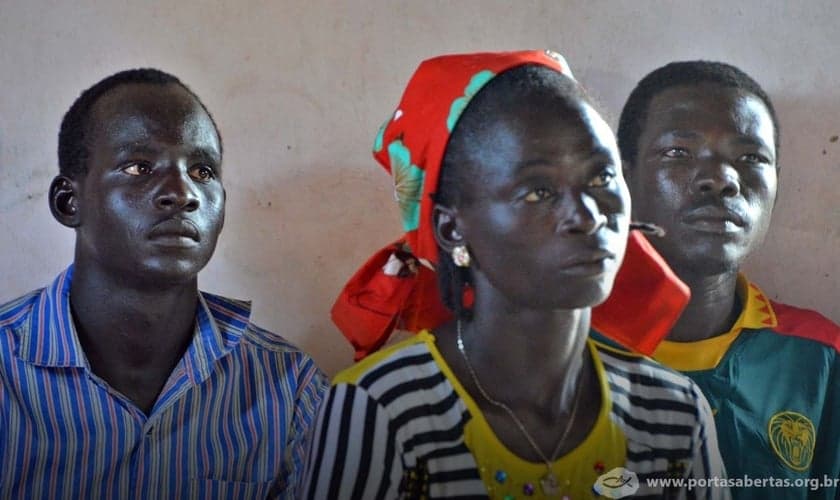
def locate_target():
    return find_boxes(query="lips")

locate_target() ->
[148,218,200,244]
[558,248,616,276]
[682,205,746,233]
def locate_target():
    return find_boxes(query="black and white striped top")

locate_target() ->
[302,331,728,499]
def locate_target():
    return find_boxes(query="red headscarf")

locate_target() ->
[332,50,689,360]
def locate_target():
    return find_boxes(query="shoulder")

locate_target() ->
[770,300,840,353]
[0,290,46,369]
[595,340,697,393]
[201,291,326,388]
[201,291,308,355]
[332,333,443,399]
[242,322,313,358]
[324,333,466,440]
[593,341,711,461]
[593,340,706,415]
[0,289,42,331]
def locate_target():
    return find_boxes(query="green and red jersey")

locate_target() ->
[651,276,840,499]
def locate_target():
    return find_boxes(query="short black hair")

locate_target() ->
[58,68,222,178]
[434,64,588,318]
[617,60,779,167]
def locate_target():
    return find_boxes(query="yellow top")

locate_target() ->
[331,329,711,498]
[425,330,626,499]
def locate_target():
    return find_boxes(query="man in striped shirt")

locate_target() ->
[0,69,327,499]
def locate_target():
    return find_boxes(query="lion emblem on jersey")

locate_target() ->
[768,411,815,471]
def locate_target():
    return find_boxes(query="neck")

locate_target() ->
[459,289,591,411]
[69,260,198,387]
[668,269,741,342]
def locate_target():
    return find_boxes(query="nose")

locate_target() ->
[693,159,740,198]
[557,190,607,236]
[154,165,199,212]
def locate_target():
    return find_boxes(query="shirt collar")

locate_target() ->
[17,265,87,367]
[184,291,252,383]
[16,266,252,376]
[652,274,777,371]
[737,274,778,330]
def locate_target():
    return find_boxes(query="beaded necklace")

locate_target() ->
[456,320,584,496]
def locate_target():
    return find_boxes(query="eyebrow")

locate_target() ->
[191,148,222,164]
[660,130,703,140]
[730,135,772,149]
[514,148,614,172]
[114,144,157,157]
[514,159,554,172]
[113,143,220,162]
[660,129,771,146]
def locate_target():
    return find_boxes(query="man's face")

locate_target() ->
[74,82,224,288]
[627,83,777,276]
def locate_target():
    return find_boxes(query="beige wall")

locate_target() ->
[1,0,837,376]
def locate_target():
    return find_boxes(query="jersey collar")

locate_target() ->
[652,274,777,371]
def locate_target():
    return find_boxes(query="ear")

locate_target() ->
[49,175,81,228]
[432,202,466,256]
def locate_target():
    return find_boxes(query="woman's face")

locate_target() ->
[455,95,630,310]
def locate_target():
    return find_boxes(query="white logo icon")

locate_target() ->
[593,467,640,498]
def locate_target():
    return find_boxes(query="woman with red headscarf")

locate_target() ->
[302,51,728,499]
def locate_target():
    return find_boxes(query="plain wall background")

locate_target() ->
[1,0,837,376]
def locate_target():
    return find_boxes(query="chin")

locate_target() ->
[576,282,614,308]
[683,259,740,277]
[134,259,208,288]
[523,281,613,311]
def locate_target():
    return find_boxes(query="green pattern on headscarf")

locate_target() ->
[388,139,425,232]
[446,70,496,132]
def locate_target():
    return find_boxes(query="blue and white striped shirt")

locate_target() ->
[0,266,327,499]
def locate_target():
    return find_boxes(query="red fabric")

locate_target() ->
[332,50,689,360]
[592,231,690,355]
[373,51,573,264]
[772,301,840,353]
[331,240,454,360]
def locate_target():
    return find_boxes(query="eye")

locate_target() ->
[122,163,152,176]
[662,147,691,159]
[738,153,770,165]
[523,187,554,203]
[589,169,616,188]
[189,164,216,181]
